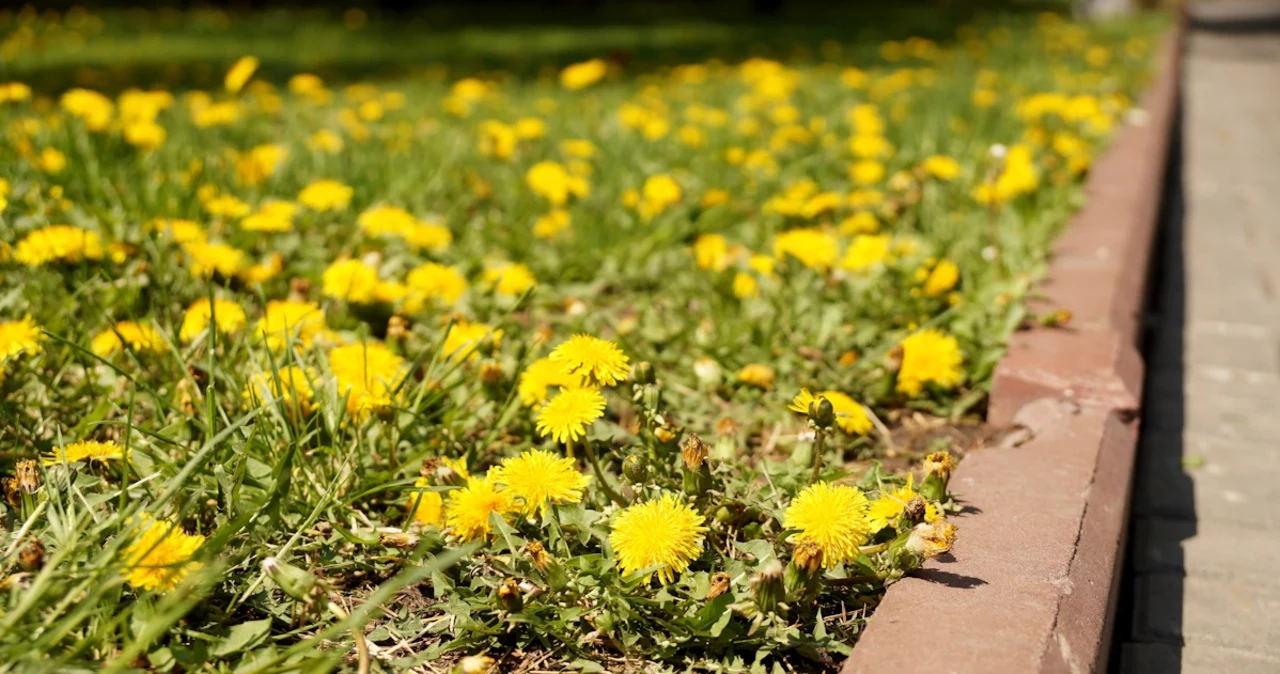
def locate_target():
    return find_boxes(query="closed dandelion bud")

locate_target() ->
[632,361,656,386]
[751,560,784,611]
[653,420,681,447]
[707,571,732,600]
[905,519,958,561]
[641,383,663,412]
[288,277,312,300]
[479,361,503,384]
[903,496,928,526]
[18,538,45,571]
[386,315,409,341]
[261,556,319,603]
[435,463,467,487]
[681,433,708,471]
[808,396,837,431]
[2,478,18,507]
[884,344,904,373]
[13,459,41,494]
[380,531,420,550]
[524,541,554,572]
[455,655,495,674]
[785,541,825,599]
[496,577,523,612]
[714,505,734,524]
[621,454,650,483]
[712,435,736,462]
[921,450,956,501]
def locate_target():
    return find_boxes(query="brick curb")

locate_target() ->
[842,16,1186,674]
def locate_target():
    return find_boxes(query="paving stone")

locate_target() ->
[1121,642,1280,674]
[1130,573,1280,653]
[1120,16,1280,671]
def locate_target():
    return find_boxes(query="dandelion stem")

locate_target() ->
[809,431,827,485]
[583,440,626,507]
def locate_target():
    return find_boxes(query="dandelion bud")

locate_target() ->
[435,463,467,487]
[808,396,837,431]
[681,433,709,471]
[883,344,904,373]
[632,361,656,385]
[262,557,319,603]
[621,454,650,483]
[380,531,420,550]
[288,277,312,300]
[641,383,663,412]
[792,540,824,574]
[707,571,732,600]
[13,459,41,494]
[593,609,616,634]
[903,496,928,526]
[496,577,523,612]
[18,538,45,571]
[921,450,956,501]
[455,655,495,674]
[750,560,784,611]
[1042,308,1072,328]
[479,361,503,384]
[524,541,554,572]
[2,478,18,507]
[785,541,825,600]
[386,315,409,341]
[905,519,958,560]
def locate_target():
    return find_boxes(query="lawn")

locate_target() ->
[0,3,1164,672]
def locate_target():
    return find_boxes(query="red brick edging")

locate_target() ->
[842,16,1186,674]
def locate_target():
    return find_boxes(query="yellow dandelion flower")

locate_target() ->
[733,271,760,299]
[867,475,918,531]
[773,227,838,272]
[358,204,416,237]
[406,478,444,527]
[13,225,105,266]
[92,321,165,357]
[441,320,501,361]
[322,259,380,304]
[405,262,468,308]
[492,449,590,517]
[784,482,872,569]
[896,329,964,397]
[122,514,205,592]
[445,475,515,541]
[183,241,246,279]
[298,179,354,212]
[328,341,406,418]
[609,493,707,584]
[179,299,247,342]
[533,209,572,240]
[692,234,731,272]
[560,59,608,90]
[482,262,536,297]
[244,366,315,413]
[923,260,959,297]
[921,155,961,181]
[840,235,891,272]
[737,363,775,390]
[517,356,581,407]
[402,219,453,253]
[224,56,259,93]
[147,218,206,245]
[548,334,630,387]
[536,387,606,444]
[255,300,326,351]
[819,390,872,435]
[0,316,43,362]
[43,439,125,465]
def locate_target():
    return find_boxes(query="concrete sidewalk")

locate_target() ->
[1117,4,1280,673]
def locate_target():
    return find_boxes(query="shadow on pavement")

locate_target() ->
[1108,70,1194,673]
